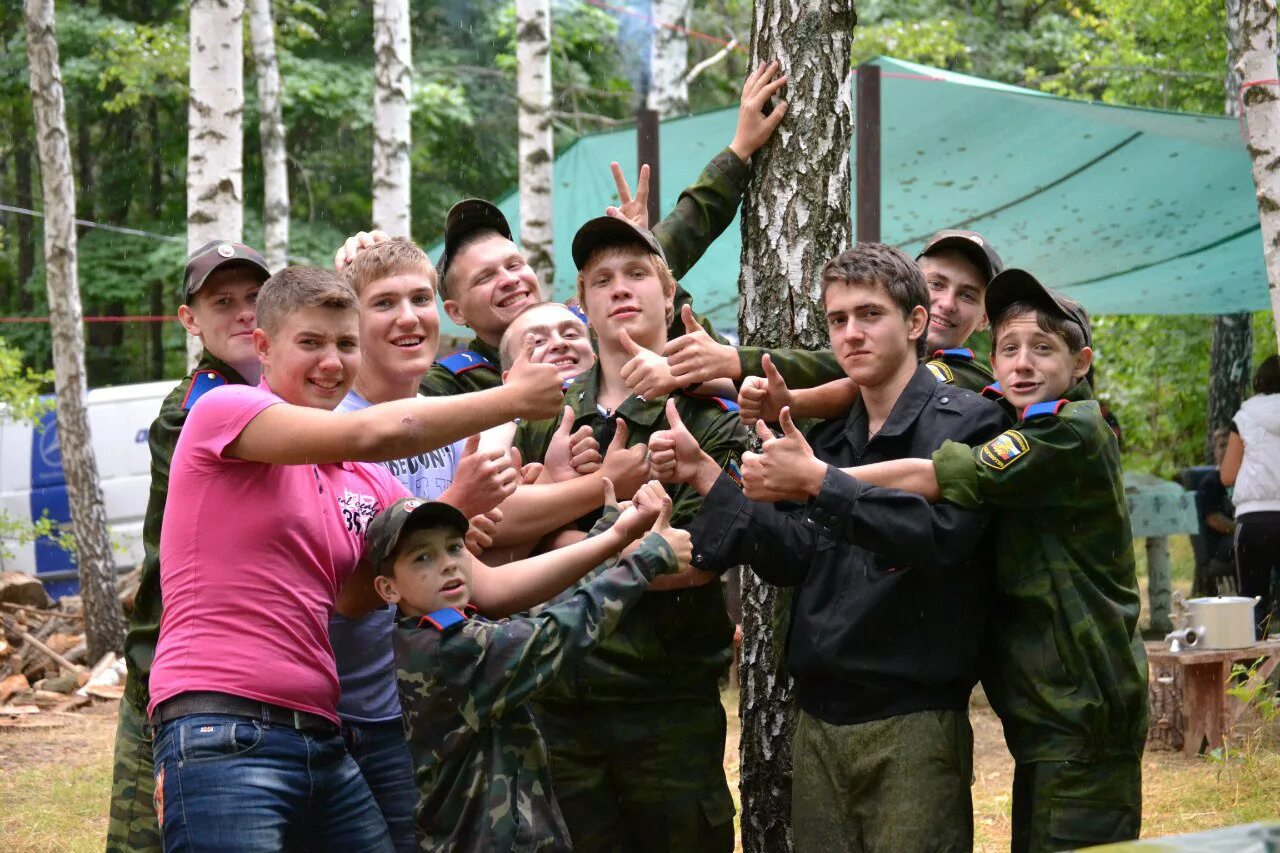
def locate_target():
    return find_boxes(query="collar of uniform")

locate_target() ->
[196,350,249,386]
[837,364,937,449]
[1062,379,1094,404]
[565,364,670,427]
[466,336,502,367]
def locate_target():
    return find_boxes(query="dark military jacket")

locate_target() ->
[394,532,676,853]
[123,352,249,709]
[924,347,994,395]
[513,365,747,702]
[688,365,1007,725]
[932,380,1149,762]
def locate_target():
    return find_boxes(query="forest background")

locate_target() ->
[0,0,1276,477]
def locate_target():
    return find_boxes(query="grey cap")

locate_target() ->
[182,240,270,301]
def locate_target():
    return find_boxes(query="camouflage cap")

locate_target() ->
[182,240,270,301]
[367,498,471,576]
[985,268,1092,348]
[917,229,1004,284]
[571,216,667,271]
[437,199,514,286]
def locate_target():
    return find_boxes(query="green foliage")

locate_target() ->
[0,335,53,424]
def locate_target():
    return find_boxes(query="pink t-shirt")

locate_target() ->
[148,382,409,723]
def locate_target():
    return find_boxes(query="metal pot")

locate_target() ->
[1184,596,1262,649]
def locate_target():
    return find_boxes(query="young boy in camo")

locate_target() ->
[107,240,270,853]
[368,482,689,851]
[831,269,1149,853]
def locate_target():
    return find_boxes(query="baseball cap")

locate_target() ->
[985,268,1092,348]
[571,216,667,271]
[366,498,471,576]
[436,199,514,286]
[917,230,1004,284]
[182,240,270,301]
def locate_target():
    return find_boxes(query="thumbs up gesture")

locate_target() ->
[543,406,602,482]
[618,328,680,401]
[745,406,825,502]
[737,353,793,427]
[664,304,743,386]
[504,337,567,421]
[648,399,722,495]
[439,433,519,518]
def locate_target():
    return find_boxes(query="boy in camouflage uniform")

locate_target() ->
[367,483,689,852]
[107,241,271,853]
[826,269,1148,853]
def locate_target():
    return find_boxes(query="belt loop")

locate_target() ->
[262,704,272,727]
[293,710,305,733]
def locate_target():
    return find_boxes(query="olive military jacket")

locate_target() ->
[123,352,250,709]
[513,366,748,703]
[932,380,1149,763]
[924,347,995,395]
[394,531,677,852]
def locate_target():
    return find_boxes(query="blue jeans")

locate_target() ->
[151,713,393,853]
[342,719,418,853]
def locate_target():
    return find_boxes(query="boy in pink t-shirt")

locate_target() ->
[147,266,568,852]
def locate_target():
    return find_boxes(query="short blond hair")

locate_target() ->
[575,245,677,328]
[255,266,358,335]
[342,237,437,296]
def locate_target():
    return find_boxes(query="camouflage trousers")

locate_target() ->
[791,708,974,853]
[106,681,162,853]
[1010,758,1141,853]
[535,697,735,853]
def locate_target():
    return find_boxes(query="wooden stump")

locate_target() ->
[1147,643,1185,752]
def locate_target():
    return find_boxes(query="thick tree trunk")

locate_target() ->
[515,0,554,285]
[1237,0,1280,350]
[372,0,412,238]
[187,0,245,366]
[737,3,856,851]
[647,0,691,117]
[248,0,288,272]
[24,0,126,661]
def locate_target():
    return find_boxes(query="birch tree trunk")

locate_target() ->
[1236,0,1280,350]
[515,0,554,285]
[248,0,288,272]
[647,0,691,117]
[188,0,245,366]
[372,0,412,238]
[24,0,126,661]
[737,3,856,850]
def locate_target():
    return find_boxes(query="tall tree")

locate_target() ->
[187,0,245,364]
[1237,0,1280,350]
[24,0,126,661]
[737,3,857,851]
[372,0,412,238]
[648,0,692,117]
[515,0,554,285]
[248,0,289,272]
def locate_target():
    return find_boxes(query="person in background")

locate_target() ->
[1195,427,1237,583]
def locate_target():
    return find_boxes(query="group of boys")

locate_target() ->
[103,60,1148,853]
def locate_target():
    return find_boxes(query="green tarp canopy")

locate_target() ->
[432,55,1266,338]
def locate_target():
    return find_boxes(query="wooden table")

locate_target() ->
[1147,639,1280,757]
[1125,472,1200,634]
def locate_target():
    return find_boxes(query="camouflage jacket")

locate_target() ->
[924,347,994,395]
[394,532,677,853]
[123,352,250,709]
[932,381,1149,762]
[513,365,747,703]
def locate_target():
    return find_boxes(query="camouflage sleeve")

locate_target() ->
[143,397,189,551]
[652,148,749,280]
[418,365,461,397]
[933,415,1090,510]
[512,416,557,466]
[669,290,731,346]
[450,533,677,722]
[736,347,845,389]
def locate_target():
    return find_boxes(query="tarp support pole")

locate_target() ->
[637,106,661,226]
[856,63,881,243]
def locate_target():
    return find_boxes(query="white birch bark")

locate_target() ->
[647,0,691,117]
[738,2,857,850]
[516,0,554,285]
[24,0,126,661]
[248,0,288,272]
[1236,0,1280,349]
[373,0,412,238]
[188,0,245,366]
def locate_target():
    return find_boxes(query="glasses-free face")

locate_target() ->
[179,270,263,371]
[580,250,669,352]
[374,525,472,617]
[443,235,543,344]
[824,280,927,389]
[254,305,361,410]
[991,315,1092,410]
[504,304,594,381]
[918,251,987,352]
[358,273,441,383]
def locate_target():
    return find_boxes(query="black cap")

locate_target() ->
[985,268,1092,348]
[917,230,1004,284]
[571,216,667,271]
[367,498,471,576]
[182,241,270,301]
[436,199,514,286]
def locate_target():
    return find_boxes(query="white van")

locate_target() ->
[0,381,172,598]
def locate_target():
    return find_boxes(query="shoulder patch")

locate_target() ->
[181,370,227,411]
[438,350,497,376]
[932,347,974,361]
[1021,399,1068,421]
[680,390,739,412]
[926,360,955,384]
[980,382,1004,400]
[419,607,469,632]
[979,430,1029,470]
